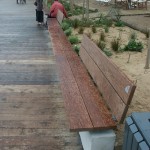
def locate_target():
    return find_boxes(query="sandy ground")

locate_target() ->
[70,0,150,147]
[109,27,150,146]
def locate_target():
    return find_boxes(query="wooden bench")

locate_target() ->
[48,12,136,132]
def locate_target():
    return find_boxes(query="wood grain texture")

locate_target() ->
[80,34,136,122]
[49,19,116,131]
[0,1,83,148]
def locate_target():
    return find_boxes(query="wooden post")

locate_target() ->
[145,28,150,69]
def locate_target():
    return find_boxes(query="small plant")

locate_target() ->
[92,26,97,33]
[124,39,143,52]
[72,19,80,29]
[73,45,80,55]
[100,31,105,41]
[64,28,72,36]
[104,26,109,33]
[68,36,79,44]
[115,21,124,27]
[97,40,106,51]
[130,32,137,40]
[111,38,120,52]
[145,30,149,38]
[78,27,84,34]
[80,19,93,27]
[103,48,113,57]
[61,22,70,31]
[95,14,113,27]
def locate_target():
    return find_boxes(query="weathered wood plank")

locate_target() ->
[80,45,126,121]
[0,136,64,146]
[49,19,116,131]
[80,34,136,122]
[0,120,68,129]
[66,51,116,129]
[81,35,136,105]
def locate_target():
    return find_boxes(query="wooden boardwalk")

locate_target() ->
[0,0,82,149]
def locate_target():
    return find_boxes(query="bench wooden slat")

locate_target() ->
[81,35,136,105]
[49,27,94,131]
[56,10,64,24]
[80,35,136,123]
[80,46,126,122]
[66,51,116,129]
[49,19,116,131]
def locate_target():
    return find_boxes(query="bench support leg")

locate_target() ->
[79,130,116,150]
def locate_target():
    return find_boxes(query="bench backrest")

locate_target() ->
[56,9,64,24]
[80,35,136,123]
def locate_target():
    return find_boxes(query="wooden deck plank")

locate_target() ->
[0,136,64,146]
[0,0,83,149]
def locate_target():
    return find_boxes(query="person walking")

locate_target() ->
[49,0,68,18]
[35,0,44,25]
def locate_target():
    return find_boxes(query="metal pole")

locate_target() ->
[144,28,150,69]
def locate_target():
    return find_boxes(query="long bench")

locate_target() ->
[47,11,136,150]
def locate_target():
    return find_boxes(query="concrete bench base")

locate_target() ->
[79,130,116,150]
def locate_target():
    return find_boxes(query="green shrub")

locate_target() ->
[92,26,97,33]
[94,14,113,27]
[115,21,124,27]
[47,2,51,8]
[72,19,80,29]
[73,45,80,55]
[124,39,143,52]
[78,27,84,34]
[97,41,106,51]
[145,29,149,38]
[111,39,120,52]
[61,0,70,11]
[68,36,79,44]
[100,32,105,41]
[103,48,113,57]
[104,26,109,33]
[64,28,72,36]
[61,22,70,31]
[80,19,93,27]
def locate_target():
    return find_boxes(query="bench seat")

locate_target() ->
[48,15,136,132]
